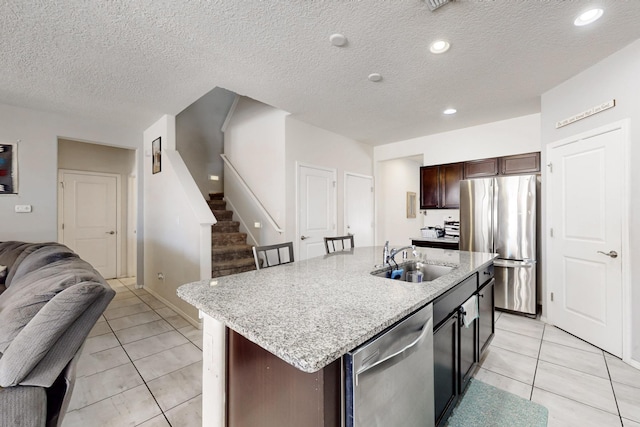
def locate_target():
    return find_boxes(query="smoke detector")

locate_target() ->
[425,0,452,12]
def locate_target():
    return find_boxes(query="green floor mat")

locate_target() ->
[447,379,548,427]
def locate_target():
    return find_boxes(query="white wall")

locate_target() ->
[224,97,287,226]
[373,114,542,245]
[376,158,422,247]
[284,116,374,252]
[374,113,541,165]
[0,103,143,277]
[143,115,215,326]
[541,39,640,365]
[176,87,237,197]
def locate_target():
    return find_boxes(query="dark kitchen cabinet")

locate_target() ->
[459,312,477,393]
[433,265,495,426]
[463,157,499,178]
[499,152,540,175]
[434,313,458,427]
[478,278,495,354]
[420,166,440,209]
[419,162,463,209]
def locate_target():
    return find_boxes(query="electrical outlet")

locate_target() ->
[15,205,32,213]
[254,222,262,228]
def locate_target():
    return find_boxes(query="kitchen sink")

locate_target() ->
[371,261,454,282]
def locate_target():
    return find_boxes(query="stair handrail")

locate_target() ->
[220,154,284,234]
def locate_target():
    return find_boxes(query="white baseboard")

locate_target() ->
[143,286,202,330]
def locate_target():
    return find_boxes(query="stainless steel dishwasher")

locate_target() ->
[345,303,434,427]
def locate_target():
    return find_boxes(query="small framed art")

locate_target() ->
[152,137,161,174]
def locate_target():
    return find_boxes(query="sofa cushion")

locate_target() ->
[0,242,51,288]
[6,244,77,288]
[0,385,46,427]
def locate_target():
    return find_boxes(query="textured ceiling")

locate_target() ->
[2,1,640,145]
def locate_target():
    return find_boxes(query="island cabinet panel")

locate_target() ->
[463,158,499,178]
[227,330,341,427]
[499,152,540,175]
[478,279,495,354]
[433,313,459,426]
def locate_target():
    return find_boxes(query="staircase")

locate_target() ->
[208,193,257,278]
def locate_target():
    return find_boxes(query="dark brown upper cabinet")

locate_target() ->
[420,163,464,209]
[463,158,499,178]
[499,152,541,175]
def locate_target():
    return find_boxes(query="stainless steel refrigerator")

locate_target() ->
[459,175,538,315]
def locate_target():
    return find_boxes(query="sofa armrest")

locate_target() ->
[0,282,112,387]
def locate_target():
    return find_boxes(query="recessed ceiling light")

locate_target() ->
[443,108,457,115]
[574,8,603,26]
[368,73,382,82]
[430,40,450,54]
[330,34,347,47]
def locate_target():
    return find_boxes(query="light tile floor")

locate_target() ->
[63,280,640,427]
[62,278,203,427]
[474,311,640,427]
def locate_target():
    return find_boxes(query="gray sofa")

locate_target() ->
[0,241,115,427]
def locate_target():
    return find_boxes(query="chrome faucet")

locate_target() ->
[383,241,390,265]
[387,245,418,265]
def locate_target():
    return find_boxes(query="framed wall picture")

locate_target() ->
[152,137,161,174]
[0,142,18,194]
[406,191,416,218]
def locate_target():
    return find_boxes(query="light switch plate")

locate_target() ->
[15,204,32,213]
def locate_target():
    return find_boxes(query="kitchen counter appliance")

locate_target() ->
[459,175,537,315]
[345,303,434,427]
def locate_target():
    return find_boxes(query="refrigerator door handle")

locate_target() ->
[494,259,536,268]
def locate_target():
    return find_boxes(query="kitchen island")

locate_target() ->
[178,246,496,426]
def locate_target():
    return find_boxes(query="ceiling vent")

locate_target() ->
[426,0,452,12]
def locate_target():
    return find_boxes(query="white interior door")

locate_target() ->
[345,173,374,247]
[298,164,336,260]
[547,124,625,356]
[61,170,119,279]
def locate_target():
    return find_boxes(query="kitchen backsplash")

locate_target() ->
[422,209,460,228]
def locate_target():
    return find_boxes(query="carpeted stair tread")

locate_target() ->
[211,210,233,221]
[212,221,240,233]
[207,200,227,209]
[207,192,257,277]
[211,245,253,262]
[212,232,248,246]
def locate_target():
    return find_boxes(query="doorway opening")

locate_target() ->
[57,139,137,279]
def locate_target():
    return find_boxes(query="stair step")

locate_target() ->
[211,210,233,221]
[207,200,227,210]
[211,245,253,262]
[209,192,224,201]
[212,232,248,246]
[212,221,240,233]
[211,258,256,278]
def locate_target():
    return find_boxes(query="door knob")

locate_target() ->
[300,235,309,240]
[597,250,618,258]
[106,231,115,235]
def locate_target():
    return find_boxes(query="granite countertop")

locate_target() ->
[178,246,495,373]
